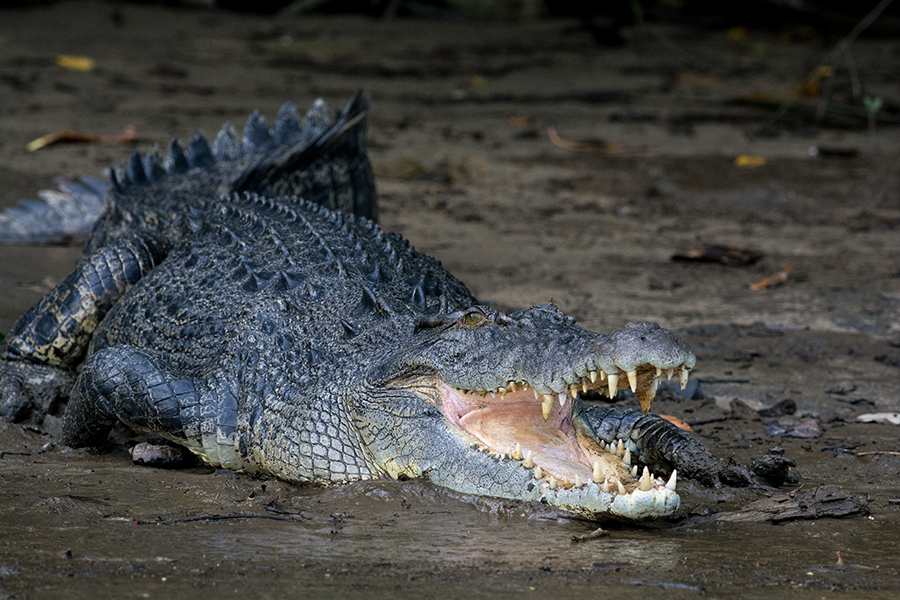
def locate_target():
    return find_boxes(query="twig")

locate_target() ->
[856,451,900,456]
[572,526,608,542]
[133,514,298,525]
[749,266,793,290]
[547,127,619,153]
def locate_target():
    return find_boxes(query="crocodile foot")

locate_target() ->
[0,360,74,426]
[583,406,800,490]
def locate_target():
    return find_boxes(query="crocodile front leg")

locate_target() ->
[583,405,796,488]
[0,234,168,424]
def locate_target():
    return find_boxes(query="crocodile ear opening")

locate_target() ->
[413,311,464,333]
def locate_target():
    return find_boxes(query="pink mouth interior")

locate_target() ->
[441,385,604,483]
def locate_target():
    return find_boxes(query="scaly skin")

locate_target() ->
[0,93,781,522]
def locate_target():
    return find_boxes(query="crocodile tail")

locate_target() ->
[0,177,107,244]
[0,92,377,245]
[230,90,377,222]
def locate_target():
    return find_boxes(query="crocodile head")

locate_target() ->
[360,303,696,521]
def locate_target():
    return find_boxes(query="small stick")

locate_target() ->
[572,526,608,542]
[749,266,793,290]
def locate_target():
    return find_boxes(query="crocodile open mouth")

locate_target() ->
[433,362,691,494]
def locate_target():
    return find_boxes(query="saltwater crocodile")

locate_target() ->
[0,92,789,521]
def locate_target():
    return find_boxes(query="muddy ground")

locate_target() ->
[1,1,899,598]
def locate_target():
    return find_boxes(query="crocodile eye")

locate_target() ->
[462,310,487,327]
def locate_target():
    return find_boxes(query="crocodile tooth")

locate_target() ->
[656,367,663,378]
[631,465,638,478]
[548,475,557,490]
[602,478,610,493]
[627,369,638,393]
[575,475,584,488]
[623,448,632,466]
[666,469,678,491]
[640,466,652,491]
[680,366,690,390]
[582,380,589,393]
[508,381,517,393]
[608,373,619,398]
[593,461,603,483]
[489,391,496,398]
[562,476,571,488]
[638,376,659,414]
[534,465,543,479]
[513,443,523,461]
[589,370,598,383]
[666,368,674,380]
[616,439,624,457]
[541,394,553,420]
[617,480,626,496]
[558,392,567,408]
[533,388,540,400]
[524,451,534,469]
[504,446,512,460]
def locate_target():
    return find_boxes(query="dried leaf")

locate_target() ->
[749,266,793,290]
[659,414,693,431]
[55,55,96,72]
[27,125,136,152]
[547,127,621,153]
[735,155,767,167]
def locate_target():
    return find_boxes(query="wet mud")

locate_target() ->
[1,2,899,597]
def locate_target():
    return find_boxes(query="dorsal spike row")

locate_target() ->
[301,281,317,298]
[127,151,147,185]
[212,123,241,161]
[142,146,166,182]
[367,263,382,284]
[242,272,271,293]
[108,167,124,193]
[273,102,302,146]
[276,270,303,291]
[303,98,331,140]
[187,132,215,170]
[165,139,189,174]
[360,285,396,318]
[410,280,426,307]
[340,319,360,338]
[108,97,341,194]
[243,110,274,154]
